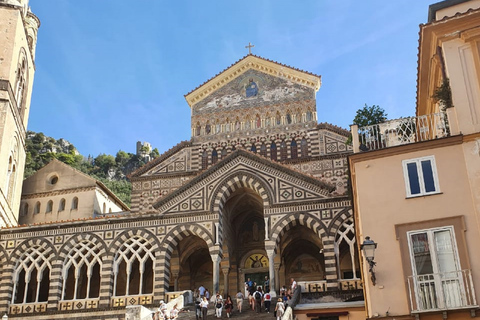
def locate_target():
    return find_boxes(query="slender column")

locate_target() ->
[173,272,179,291]
[264,217,269,240]
[274,262,281,293]
[267,249,276,295]
[215,223,220,245]
[211,254,221,294]
[222,267,230,295]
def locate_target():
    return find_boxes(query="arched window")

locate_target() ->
[201,150,208,170]
[22,203,29,216]
[12,245,51,304]
[250,144,256,153]
[301,138,308,158]
[46,200,53,213]
[256,114,261,128]
[196,122,201,136]
[260,143,267,157]
[59,198,66,212]
[205,121,211,135]
[215,120,221,134]
[270,142,277,161]
[211,149,218,164]
[62,240,102,300]
[280,140,287,161]
[291,140,298,159]
[14,50,28,113]
[72,197,79,210]
[245,116,251,130]
[335,218,358,279]
[221,148,227,159]
[225,118,231,132]
[113,236,154,296]
[265,113,271,127]
[34,202,41,214]
[235,118,240,131]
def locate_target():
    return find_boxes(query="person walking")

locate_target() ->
[275,298,285,320]
[253,287,263,313]
[215,293,223,318]
[199,285,206,298]
[224,295,233,318]
[200,296,209,320]
[235,290,244,313]
[263,290,271,313]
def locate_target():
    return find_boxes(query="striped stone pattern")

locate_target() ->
[212,172,271,214]
[308,130,320,156]
[0,249,11,311]
[157,224,215,302]
[270,212,326,247]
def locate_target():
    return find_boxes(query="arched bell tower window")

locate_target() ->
[260,143,267,157]
[250,144,256,153]
[14,49,28,118]
[301,138,308,158]
[46,200,53,213]
[72,197,79,210]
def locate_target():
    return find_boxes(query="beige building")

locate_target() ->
[349,0,480,319]
[0,0,39,228]
[19,159,129,225]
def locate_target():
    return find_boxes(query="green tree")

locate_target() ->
[353,104,387,127]
[150,148,160,158]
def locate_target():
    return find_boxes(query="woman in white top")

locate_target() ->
[275,298,285,320]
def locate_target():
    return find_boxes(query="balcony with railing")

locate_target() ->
[350,110,459,153]
[407,269,478,315]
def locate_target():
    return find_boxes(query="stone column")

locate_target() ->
[274,262,281,293]
[267,249,276,296]
[212,254,221,294]
[222,267,230,295]
[172,272,179,291]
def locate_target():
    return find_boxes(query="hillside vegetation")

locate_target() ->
[24,131,160,206]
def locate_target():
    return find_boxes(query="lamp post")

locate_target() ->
[2,313,7,320]
[361,236,377,285]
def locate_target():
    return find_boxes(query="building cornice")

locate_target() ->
[348,135,463,164]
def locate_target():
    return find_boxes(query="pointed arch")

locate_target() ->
[260,142,267,157]
[15,48,28,118]
[158,224,215,293]
[212,149,218,164]
[270,142,277,161]
[280,140,287,161]
[291,140,298,159]
[286,110,292,124]
[270,213,327,248]
[209,170,273,214]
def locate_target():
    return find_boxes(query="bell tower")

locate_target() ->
[0,0,40,227]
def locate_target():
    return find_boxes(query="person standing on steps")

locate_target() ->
[215,292,223,318]
[263,290,271,313]
[235,290,244,313]
[200,296,209,320]
[199,284,206,298]
[263,275,270,293]
[224,295,233,318]
[275,298,285,320]
[253,286,263,313]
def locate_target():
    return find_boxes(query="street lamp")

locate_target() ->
[361,236,377,285]
[2,313,7,320]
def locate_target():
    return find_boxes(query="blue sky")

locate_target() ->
[28,1,434,157]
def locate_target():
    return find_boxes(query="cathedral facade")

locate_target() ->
[0,4,362,319]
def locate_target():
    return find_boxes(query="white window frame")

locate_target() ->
[402,155,440,198]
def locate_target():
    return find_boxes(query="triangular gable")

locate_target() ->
[22,159,97,195]
[317,122,353,154]
[129,140,192,178]
[153,150,335,215]
[184,54,321,109]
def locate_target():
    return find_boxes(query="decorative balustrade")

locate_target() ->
[352,112,450,152]
[407,269,478,313]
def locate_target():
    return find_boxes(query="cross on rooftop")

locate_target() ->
[245,42,255,54]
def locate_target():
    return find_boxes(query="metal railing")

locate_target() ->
[355,112,449,152]
[407,269,478,312]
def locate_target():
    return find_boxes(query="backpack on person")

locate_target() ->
[255,291,261,300]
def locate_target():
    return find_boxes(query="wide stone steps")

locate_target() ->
[177,300,277,320]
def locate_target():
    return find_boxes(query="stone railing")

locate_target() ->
[351,109,460,153]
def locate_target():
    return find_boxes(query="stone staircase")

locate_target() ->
[177,300,277,320]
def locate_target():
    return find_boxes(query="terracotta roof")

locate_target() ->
[153,148,337,210]
[128,140,192,178]
[184,54,321,97]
